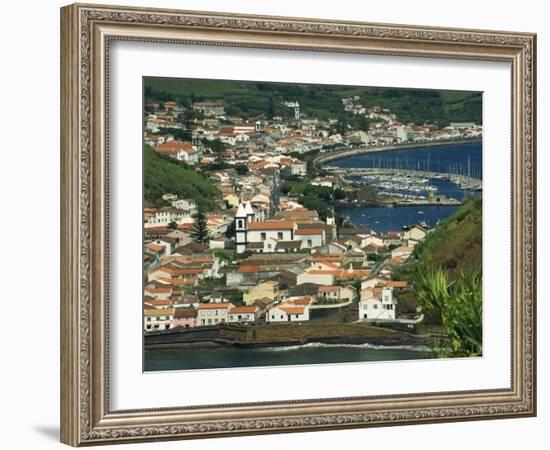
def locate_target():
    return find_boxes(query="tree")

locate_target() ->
[333,188,346,200]
[209,139,226,165]
[190,209,210,244]
[168,221,178,230]
[234,165,249,175]
[225,219,236,239]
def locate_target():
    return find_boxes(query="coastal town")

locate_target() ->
[142,81,483,366]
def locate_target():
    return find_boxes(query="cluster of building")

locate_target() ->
[143,197,429,332]
[341,96,482,146]
[145,96,481,172]
[142,93,444,334]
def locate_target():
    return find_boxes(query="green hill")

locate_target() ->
[144,146,221,210]
[395,198,482,335]
[144,78,482,127]
[414,198,482,277]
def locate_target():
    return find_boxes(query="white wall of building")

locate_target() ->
[247,229,293,243]
[296,272,336,286]
[267,306,310,322]
[294,234,324,249]
[359,288,396,320]
[197,307,231,326]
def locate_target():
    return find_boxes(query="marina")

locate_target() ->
[327,167,482,192]
[330,142,482,231]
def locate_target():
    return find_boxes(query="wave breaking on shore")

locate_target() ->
[261,342,431,352]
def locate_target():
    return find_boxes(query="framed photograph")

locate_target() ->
[60,3,537,446]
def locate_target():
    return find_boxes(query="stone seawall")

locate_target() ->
[144,323,436,351]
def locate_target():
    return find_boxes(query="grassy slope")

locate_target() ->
[144,146,221,210]
[145,77,255,97]
[395,198,482,322]
[414,197,482,277]
[144,78,482,126]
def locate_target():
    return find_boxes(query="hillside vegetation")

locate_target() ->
[395,198,482,332]
[144,78,482,127]
[144,146,220,210]
[411,198,483,356]
[414,197,482,277]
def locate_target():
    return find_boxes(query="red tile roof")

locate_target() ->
[229,306,258,314]
[248,221,294,231]
[198,302,233,310]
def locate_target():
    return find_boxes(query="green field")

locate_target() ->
[144,77,482,126]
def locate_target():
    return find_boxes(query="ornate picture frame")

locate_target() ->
[60,3,536,446]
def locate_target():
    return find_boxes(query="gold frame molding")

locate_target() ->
[60,3,537,446]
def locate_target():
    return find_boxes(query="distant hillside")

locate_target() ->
[144,77,482,127]
[414,198,482,277]
[144,146,221,210]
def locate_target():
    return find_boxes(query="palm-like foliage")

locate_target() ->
[416,267,482,357]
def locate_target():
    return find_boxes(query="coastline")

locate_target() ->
[144,323,436,352]
[313,138,482,167]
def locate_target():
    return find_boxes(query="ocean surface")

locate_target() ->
[332,142,483,178]
[144,342,434,371]
[338,204,461,234]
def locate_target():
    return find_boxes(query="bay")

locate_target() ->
[331,142,483,178]
[145,343,434,371]
[334,142,482,233]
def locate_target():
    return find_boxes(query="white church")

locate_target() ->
[235,201,257,254]
[235,201,327,254]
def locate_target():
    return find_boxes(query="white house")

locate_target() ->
[266,298,312,323]
[171,198,197,214]
[358,287,396,321]
[296,268,338,286]
[228,306,260,323]
[289,161,307,176]
[361,235,385,248]
[317,285,356,302]
[294,228,325,250]
[391,246,414,260]
[196,302,234,326]
[146,207,190,226]
[144,308,175,332]
[361,277,386,290]
[404,225,428,242]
